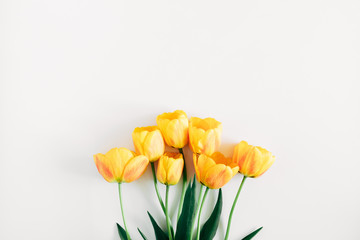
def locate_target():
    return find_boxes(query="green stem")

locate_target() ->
[177,148,187,221]
[118,183,131,240]
[151,162,166,214]
[165,185,173,240]
[224,176,247,240]
[151,162,174,234]
[190,184,205,239]
[196,187,209,240]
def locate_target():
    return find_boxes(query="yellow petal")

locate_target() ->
[156,154,168,184]
[233,141,251,171]
[189,127,206,153]
[105,148,135,180]
[197,154,216,182]
[143,130,165,161]
[189,117,222,155]
[165,118,188,148]
[166,157,184,185]
[122,155,149,183]
[203,164,233,189]
[93,153,115,182]
[253,149,275,178]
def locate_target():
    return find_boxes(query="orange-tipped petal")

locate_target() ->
[197,154,216,182]
[233,141,275,178]
[203,164,233,189]
[122,155,149,183]
[94,154,115,182]
[105,148,135,180]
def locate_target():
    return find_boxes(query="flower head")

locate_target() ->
[132,126,165,162]
[193,152,238,189]
[156,152,184,185]
[94,147,149,183]
[156,110,189,148]
[233,141,275,178]
[189,117,222,155]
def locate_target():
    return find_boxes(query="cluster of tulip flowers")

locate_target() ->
[94,110,275,240]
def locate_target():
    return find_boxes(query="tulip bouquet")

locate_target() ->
[93,110,275,240]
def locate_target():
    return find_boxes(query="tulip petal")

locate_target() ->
[189,117,222,155]
[190,127,206,153]
[157,110,189,149]
[254,150,275,177]
[143,130,165,161]
[156,155,167,184]
[233,141,251,172]
[166,119,188,148]
[203,164,233,189]
[94,154,115,182]
[122,155,149,183]
[167,158,184,185]
[202,130,217,156]
[197,154,216,182]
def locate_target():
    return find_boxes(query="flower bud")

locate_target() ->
[233,141,275,178]
[193,152,238,189]
[132,126,165,162]
[94,148,149,183]
[156,110,189,148]
[189,117,222,155]
[156,152,184,185]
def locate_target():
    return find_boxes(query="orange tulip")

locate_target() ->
[193,152,238,189]
[94,147,149,183]
[189,117,222,155]
[233,141,275,178]
[132,126,165,162]
[156,110,189,148]
[156,152,184,185]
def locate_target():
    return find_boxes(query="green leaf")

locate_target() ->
[147,211,169,240]
[137,228,148,240]
[175,176,197,240]
[116,223,129,240]
[242,227,263,240]
[200,188,223,240]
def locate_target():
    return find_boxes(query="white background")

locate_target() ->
[1,0,360,239]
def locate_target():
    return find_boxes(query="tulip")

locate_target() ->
[191,152,238,239]
[233,140,275,178]
[225,141,275,240]
[156,152,184,185]
[93,147,149,183]
[156,110,189,221]
[132,126,165,162]
[94,147,149,240]
[193,152,238,189]
[156,152,184,240]
[189,117,222,156]
[132,126,168,221]
[156,110,189,149]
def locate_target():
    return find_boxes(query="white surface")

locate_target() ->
[1,1,360,239]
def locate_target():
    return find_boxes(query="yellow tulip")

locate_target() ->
[193,152,239,189]
[93,147,149,183]
[132,126,165,162]
[233,141,275,178]
[189,117,222,155]
[156,110,189,148]
[156,152,184,185]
